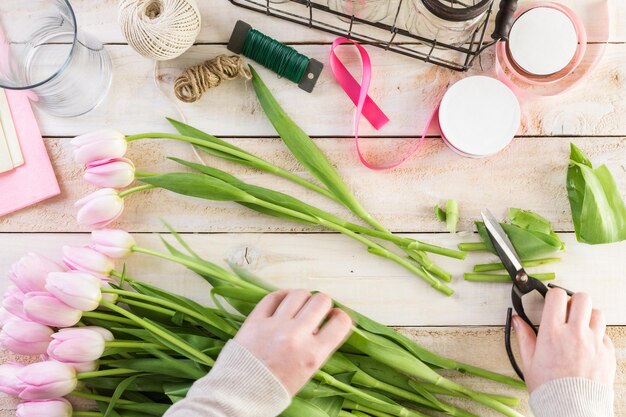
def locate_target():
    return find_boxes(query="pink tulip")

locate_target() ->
[47,328,106,363]
[10,253,65,293]
[0,363,25,397]
[67,360,99,373]
[91,229,136,259]
[17,361,77,400]
[84,157,135,189]
[22,292,82,328]
[62,325,113,342]
[46,271,102,311]
[75,188,125,229]
[0,318,53,355]
[2,286,27,320]
[72,130,127,165]
[62,246,114,276]
[99,280,119,304]
[17,398,72,417]
[0,308,17,327]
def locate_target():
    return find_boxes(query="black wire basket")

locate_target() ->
[226,0,512,71]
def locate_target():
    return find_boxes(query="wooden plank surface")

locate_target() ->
[34,43,626,137]
[2,0,626,415]
[1,233,624,326]
[1,136,624,233]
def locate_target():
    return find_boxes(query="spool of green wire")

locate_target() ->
[227,20,323,93]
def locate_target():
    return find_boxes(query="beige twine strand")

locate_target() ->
[174,55,252,103]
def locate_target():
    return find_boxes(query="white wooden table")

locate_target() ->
[1,1,625,415]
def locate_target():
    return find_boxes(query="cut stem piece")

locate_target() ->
[464,272,555,283]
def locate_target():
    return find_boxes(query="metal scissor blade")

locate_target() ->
[481,210,525,282]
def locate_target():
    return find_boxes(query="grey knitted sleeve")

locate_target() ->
[164,339,292,417]
[530,377,614,417]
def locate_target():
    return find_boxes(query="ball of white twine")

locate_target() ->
[118,0,201,61]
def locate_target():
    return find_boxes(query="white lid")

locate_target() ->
[508,7,578,76]
[439,76,520,157]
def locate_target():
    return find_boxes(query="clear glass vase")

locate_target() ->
[328,0,391,23]
[0,0,112,118]
[404,0,491,46]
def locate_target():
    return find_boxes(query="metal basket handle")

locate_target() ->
[491,0,518,41]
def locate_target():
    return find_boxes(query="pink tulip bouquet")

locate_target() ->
[1,229,526,417]
[71,68,468,297]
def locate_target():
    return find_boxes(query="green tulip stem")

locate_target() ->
[464,272,556,283]
[244,196,453,295]
[76,368,139,380]
[118,184,155,198]
[125,132,338,202]
[473,257,561,272]
[130,246,258,292]
[104,341,166,350]
[99,300,215,366]
[73,412,103,417]
[458,242,487,251]
[70,390,134,405]
[134,170,158,178]
[81,311,136,326]
[104,289,236,336]
[408,241,467,260]
[314,371,427,417]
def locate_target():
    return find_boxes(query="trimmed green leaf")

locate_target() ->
[567,143,626,244]
[434,205,446,222]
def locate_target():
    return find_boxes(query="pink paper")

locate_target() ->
[0,89,60,216]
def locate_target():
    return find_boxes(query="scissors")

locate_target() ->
[480,209,574,381]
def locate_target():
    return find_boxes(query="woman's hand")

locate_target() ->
[235,289,353,396]
[514,288,616,393]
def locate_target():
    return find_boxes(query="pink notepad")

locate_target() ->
[0,90,60,216]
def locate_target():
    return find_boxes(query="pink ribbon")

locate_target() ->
[330,37,434,170]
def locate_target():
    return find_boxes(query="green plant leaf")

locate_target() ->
[567,143,626,244]
[250,67,370,222]
[476,222,563,260]
[103,375,141,417]
[140,173,252,203]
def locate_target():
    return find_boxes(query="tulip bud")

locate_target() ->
[17,398,72,417]
[62,246,114,276]
[68,361,99,373]
[10,253,65,293]
[47,328,106,363]
[2,286,27,320]
[0,363,25,397]
[71,130,127,165]
[84,157,135,189]
[75,188,124,229]
[91,229,136,259]
[17,361,77,400]
[45,271,102,311]
[99,280,119,304]
[0,318,53,355]
[0,308,17,327]
[62,326,114,342]
[22,292,82,328]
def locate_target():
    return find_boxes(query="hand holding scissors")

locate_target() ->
[481,210,615,391]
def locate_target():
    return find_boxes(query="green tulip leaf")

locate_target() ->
[567,143,626,244]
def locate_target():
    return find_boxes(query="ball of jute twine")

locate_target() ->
[174,54,251,103]
[118,0,201,61]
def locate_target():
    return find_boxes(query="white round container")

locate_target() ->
[438,76,520,158]
[508,7,578,76]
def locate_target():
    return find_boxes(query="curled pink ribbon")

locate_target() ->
[330,37,435,170]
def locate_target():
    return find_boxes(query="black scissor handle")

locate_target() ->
[505,280,575,380]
